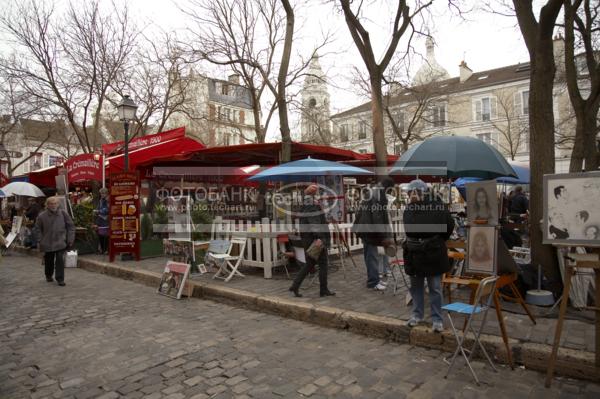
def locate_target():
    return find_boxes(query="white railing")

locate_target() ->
[210,208,405,279]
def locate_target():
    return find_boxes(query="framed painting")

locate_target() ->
[466,225,498,275]
[543,171,600,246]
[465,180,498,226]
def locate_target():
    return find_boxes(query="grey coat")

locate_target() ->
[35,209,75,252]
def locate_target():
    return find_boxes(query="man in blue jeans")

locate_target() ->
[353,178,395,291]
[402,179,454,333]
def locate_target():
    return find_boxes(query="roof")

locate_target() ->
[332,62,531,119]
[20,118,110,148]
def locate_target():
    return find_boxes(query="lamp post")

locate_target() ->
[116,95,138,171]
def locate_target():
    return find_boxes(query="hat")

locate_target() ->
[407,179,428,192]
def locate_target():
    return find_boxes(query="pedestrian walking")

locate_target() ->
[289,184,335,298]
[402,179,454,332]
[36,196,75,286]
[352,177,395,291]
[94,188,109,254]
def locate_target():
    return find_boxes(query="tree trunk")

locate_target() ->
[370,75,388,173]
[583,105,600,170]
[278,0,294,163]
[528,39,559,293]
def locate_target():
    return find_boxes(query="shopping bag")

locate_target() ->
[65,250,78,268]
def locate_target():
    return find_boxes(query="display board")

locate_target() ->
[466,225,498,275]
[167,196,192,241]
[466,180,498,226]
[317,175,345,222]
[157,261,191,300]
[109,171,140,261]
[543,171,600,246]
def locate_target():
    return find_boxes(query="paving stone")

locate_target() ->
[297,383,318,396]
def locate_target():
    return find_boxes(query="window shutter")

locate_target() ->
[209,104,216,120]
[239,110,245,124]
[490,97,497,120]
[475,100,482,121]
[514,92,522,116]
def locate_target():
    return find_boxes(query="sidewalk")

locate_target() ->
[20,248,599,382]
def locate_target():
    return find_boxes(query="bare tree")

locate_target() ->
[563,0,600,171]
[489,89,530,160]
[513,0,563,291]
[339,0,433,170]
[0,0,138,153]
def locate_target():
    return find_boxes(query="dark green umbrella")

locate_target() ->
[390,136,517,179]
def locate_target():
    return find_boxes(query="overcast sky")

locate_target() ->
[1,0,531,140]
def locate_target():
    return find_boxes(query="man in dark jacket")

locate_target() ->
[508,185,529,222]
[403,179,454,332]
[353,177,395,291]
[36,196,75,286]
[289,184,335,297]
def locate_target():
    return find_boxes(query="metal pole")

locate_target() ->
[101,153,105,189]
[124,121,129,171]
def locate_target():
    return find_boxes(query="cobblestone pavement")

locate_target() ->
[1,253,598,399]
[85,251,596,353]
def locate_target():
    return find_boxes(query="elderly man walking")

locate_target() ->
[36,196,75,286]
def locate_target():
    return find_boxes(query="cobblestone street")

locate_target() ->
[1,253,598,399]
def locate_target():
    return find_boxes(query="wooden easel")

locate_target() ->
[545,251,600,387]
[331,222,357,279]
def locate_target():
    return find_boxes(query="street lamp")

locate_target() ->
[116,95,138,171]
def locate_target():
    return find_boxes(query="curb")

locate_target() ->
[12,247,600,382]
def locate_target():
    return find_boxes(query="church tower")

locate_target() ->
[300,54,331,144]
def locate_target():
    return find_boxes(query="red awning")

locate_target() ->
[29,166,59,188]
[148,142,368,168]
[107,136,205,175]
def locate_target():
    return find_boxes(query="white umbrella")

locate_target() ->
[1,182,46,197]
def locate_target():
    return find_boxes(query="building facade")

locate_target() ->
[326,36,577,172]
[167,71,258,146]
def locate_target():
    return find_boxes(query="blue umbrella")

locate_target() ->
[247,157,373,182]
[0,189,5,198]
[496,161,529,184]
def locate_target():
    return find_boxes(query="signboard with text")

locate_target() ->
[109,171,140,261]
[102,127,185,155]
[65,153,102,183]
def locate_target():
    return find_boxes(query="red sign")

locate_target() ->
[65,153,102,183]
[102,127,185,155]
[109,171,141,262]
[0,172,9,187]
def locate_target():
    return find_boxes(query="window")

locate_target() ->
[474,96,496,122]
[358,121,367,139]
[514,90,529,116]
[430,104,446,127]
[48,155,63,167]
[394,144,403,155]
[224,108,231,122]
[358,149,367,154]
[518,131,530,153]
[340,125,349,142]
[0,160,8,175]
[308,98,317,108]
[29,152,43,171]
[223,133,232,146]
[394,111,405,133]
[221,83,229,95]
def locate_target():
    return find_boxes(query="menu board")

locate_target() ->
[109,171,140,261]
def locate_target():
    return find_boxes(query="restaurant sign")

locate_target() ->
[109,171,140,261]
[65,153,102,183]
[102,127,185,155]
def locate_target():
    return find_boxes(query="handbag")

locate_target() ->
[306,240,323,260]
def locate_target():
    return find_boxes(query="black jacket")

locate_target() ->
[352,187,393,246]
[509,192,529,215]
[402,198,454,276]
[299,202,331,250]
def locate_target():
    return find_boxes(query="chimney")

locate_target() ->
[459,60,473,83]
[553,33,565,78]
[228,74,240,85]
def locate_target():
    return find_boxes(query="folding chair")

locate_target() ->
[442,275,499,385]
[203,240,231,270]
[276,234,292,279]
[211,236,248,282]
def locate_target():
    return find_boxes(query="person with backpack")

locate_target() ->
[36,196,75,286]
[402,179,454,333]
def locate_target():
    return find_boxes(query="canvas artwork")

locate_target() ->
[543,171,600,246]
[167,196,192,241]
[466,180,498,226]
[466,225,498,275]
[157,261,191,300]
